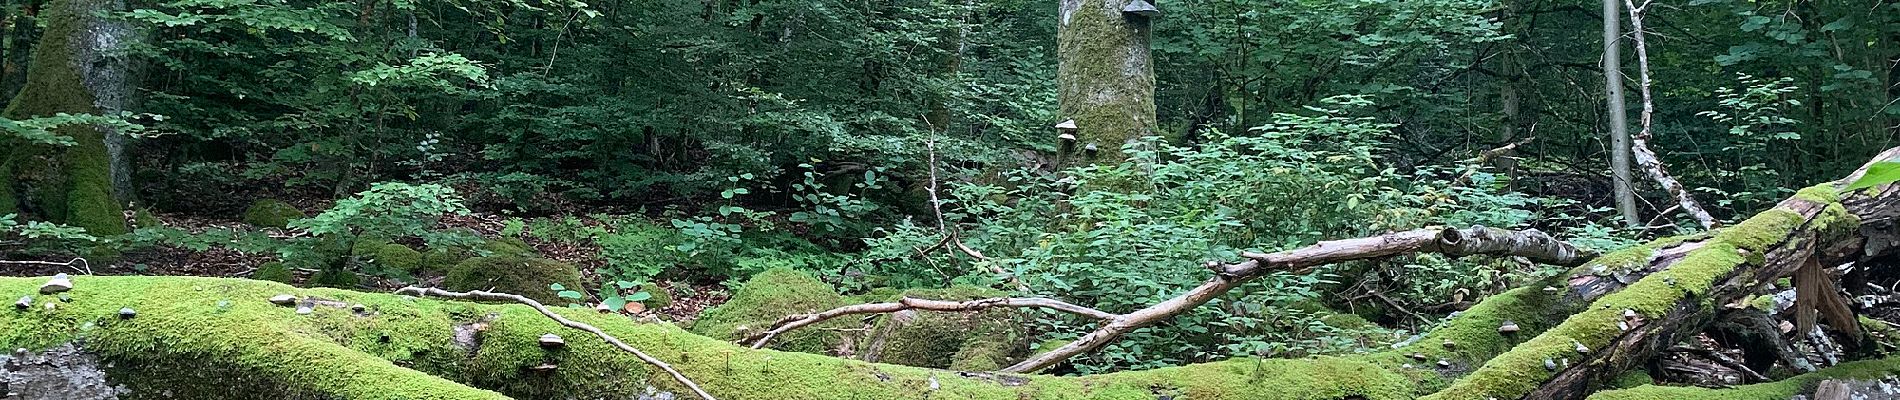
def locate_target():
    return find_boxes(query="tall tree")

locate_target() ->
[0,0,139,235]
[1602,0,1638,227]
[1056,0,1156,163]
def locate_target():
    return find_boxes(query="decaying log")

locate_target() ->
[1624,0,1719,230]
[1423,147,1900,400]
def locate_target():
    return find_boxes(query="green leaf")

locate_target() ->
[615,280,639,289]
[603,296,628,311]
[557,290,583,300]
[548,282,566,291]
[627,291,653,302]
[1846,162,1900,191]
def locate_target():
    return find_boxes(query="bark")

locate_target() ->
[0,0,138,234]
[1623,1,1717,230]
[1057,0,1156,163]
[1602,0,1638,228]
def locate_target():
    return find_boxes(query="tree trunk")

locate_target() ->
[0,0,138,234]
[1057,0,1156,164]
[1603,0,1638,228]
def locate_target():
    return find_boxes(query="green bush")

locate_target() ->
[241,199,305,228]
[443,256,584,304]
[251,261,293,282]
[689,268,847,354]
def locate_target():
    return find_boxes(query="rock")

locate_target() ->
[351,304,367,313]
[1498,320,1520,333]
[295,304,314,315]
[539,334,566,349]
[443,256,583,304]
[241,199,305,228]
[1575,342,1591,354]
[39,274,72,295]
[690,268,849,355]
[1442,339,1456,349]
[117,308,135,319]
[1436,359,1451,368]
[1623,309,1639,319]
[15,296,30,309]
[269,294,297,306]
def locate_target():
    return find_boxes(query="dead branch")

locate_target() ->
[0,257,92,274]
[1625,0,1719,230]
[999,225,1595,373]
[394,287,717,400]
[743,296,1114,349]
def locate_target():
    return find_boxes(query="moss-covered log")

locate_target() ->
[1585,357,1900,400]
[1420,150,1900,399]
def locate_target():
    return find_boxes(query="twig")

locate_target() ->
[0,258,92,274]
[394,287,717,400]
[1624,0,1718,230]
[744,296,1115,349]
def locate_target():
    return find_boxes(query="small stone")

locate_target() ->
[1410,353,1428,361]
[269,294,297,306]
[14,296,29,310]
[594,303,613,313]
[528,363,557,372]
[539,333,566,348]
[1436,359,1451,368]
[1623,309,1639,319]
[1575,342,1590,354]
[295,304,314,315]
[43,302,56,311]
[12,348,26,358]
[351,304,367,313]
[1542,286,1561,292]
[1442,340,1456,349]
[1617,321,1631,331]
[118,308,136,319]
[1543,358,1557,371]
[1498,320,1521,333]
[38,273,72,295]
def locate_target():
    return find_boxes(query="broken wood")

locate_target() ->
[1624,0,1719,230]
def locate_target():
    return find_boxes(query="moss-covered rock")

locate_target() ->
[479,238,535,257]
[308,267,361,289]
[420,248,468,273]
[858,285,1026,370]
[443,256,584,304]
[642,282,674,309]
[373,244,424,272]
[251,261,292,283]
[241,199,305,228]
[690,268,848,354]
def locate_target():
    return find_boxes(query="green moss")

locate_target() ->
[251,261,293,282]
[643,282,674,309]
[1054,0,1155,163]
[860,285,1026,369]
[1320,313,1374,330]
[690,268,848,354]
[132,208,160,228]
[241,199,305,228]
[421,248,469,273]
[309,267,361,289]
[374,244,424,272]
[1587,358,1900,400]
[443,256,584,304]
[1610,370,1652,389]
[480,237,535,257]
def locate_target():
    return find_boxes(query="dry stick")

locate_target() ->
[0,257,93,274]
[1625,0,1718,230]
[394,287,717,400]
[744,296,1115,349]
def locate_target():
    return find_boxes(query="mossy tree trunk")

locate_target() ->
[1056,0,1155,164]
[0,0,139,235]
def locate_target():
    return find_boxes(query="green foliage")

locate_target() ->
[240,199,305,228]
[1847,162,1900,191]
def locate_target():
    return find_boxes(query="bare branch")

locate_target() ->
[1000,226,1596,373]
[394,287,717,400]
[1624,0,1719,230]
[744,296,1114,349]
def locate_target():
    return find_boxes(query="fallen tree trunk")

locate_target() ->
[3,150,1896,399]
